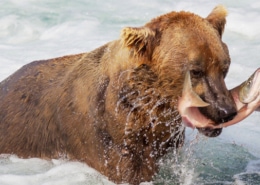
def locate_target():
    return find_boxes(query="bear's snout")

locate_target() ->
[199,95,237,125]
[217,104,237,123]
[198,75,237,125]
[214,93,237,123]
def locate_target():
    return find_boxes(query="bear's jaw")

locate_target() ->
[178,71,222,137]
[178,95,223,137]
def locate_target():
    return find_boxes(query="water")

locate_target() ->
[0,0,260,184]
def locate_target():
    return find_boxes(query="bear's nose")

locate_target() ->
[218,108,237,123]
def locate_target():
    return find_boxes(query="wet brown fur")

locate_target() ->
[0,5,236,184]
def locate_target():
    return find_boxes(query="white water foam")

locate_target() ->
[0,155,115,185]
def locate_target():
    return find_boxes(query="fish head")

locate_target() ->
[239,68,260,103]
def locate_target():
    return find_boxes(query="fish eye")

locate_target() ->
[246,79,252,87]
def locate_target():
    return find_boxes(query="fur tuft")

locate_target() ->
[120,27,156,56]
[211,5,228,18]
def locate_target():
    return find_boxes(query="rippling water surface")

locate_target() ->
[0,0,260,184]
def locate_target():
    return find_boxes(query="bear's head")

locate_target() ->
[119,5,236,137]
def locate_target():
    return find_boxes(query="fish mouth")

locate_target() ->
[178,71,222,137]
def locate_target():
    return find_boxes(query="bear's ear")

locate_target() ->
[206,5,228,38]
[121,27,156,56]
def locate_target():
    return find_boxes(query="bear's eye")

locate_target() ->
[190,70,204,78]
[223,69,229,78]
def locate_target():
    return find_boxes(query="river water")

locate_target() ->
[0,0,260,184]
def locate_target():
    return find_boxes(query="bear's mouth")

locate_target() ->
[178,71,222,137]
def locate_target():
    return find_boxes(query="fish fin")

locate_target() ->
[183,71,210,107]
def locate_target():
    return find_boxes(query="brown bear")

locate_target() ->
[0,5,237,185]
